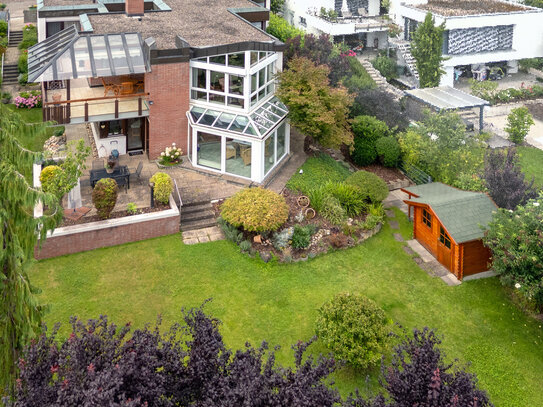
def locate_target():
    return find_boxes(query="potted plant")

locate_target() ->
[157,142,183,168]
[105,154,117,173]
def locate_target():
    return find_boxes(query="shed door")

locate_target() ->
[437,226,452,271]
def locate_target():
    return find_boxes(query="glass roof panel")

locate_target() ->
[229,116,249,133]
[244,124,257,136]
[73,37,92,78]
[251,112,274,130]
[214,113,235,129]
[199,109,221,126]
[55,47,74,80]
[90,36,112,77]
[125,34,145,72]
[107,35,131,75]
[190,106,206,122]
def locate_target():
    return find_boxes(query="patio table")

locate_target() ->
[90,165,130,190]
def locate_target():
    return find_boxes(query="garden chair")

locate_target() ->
[101,78,119,97]
[92,159,104,170]
[130,161,144,185]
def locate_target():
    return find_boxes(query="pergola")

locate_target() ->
[405,86,489,131]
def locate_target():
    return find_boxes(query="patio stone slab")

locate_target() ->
[385,210,395,218]
[406,239,435,263]
[183,238,199,245]
[393,233,404,242]
[441,273,461,286]
[388,220,399,230]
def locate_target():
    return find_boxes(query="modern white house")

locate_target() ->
[389,0,543,87]
[284,0,389,49]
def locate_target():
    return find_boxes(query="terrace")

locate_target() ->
[413,0,530,16]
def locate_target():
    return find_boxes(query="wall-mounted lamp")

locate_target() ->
[149,100,154,105]
[100,124,106,129]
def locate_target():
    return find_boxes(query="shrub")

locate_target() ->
[291,225,313,249]
[150,172,173,205]
[266,12,305,42]
[18,73,28,86]
[217,217,244,244]
[505,107,534,144]
[375,136,400,167]
[308,186,326,213]
[14,91,41,109]
[126,202,138,215]
[159,143,183,165]
[92,178,118,219]
[351,115,389,166]
[39,165,64,199]
[0,20,7,36]
[371,55,398,81]
[323,181,366,217]
[316,293,390,369]
[221,187,289,232]
[272,226,294,250]
[18,24,37,50]
[329,233,348,248]
[345,171,388,203]
[320,195,346,224]
[239,240,252,253]
[469,78,498,101]
[18,52,28,74]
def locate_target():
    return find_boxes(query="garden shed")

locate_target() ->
[402,183,497,280]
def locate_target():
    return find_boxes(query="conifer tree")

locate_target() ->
[411,13,446,88]
[0,104,63,391]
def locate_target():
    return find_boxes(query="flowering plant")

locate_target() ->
[14,90,42,109]
[159,142,183,165]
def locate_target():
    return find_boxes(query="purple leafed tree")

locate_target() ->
[484,147,537,210]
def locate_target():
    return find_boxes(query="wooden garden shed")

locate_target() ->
[402,183,497,280]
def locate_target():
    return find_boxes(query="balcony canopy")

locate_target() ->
[28,25,149,83]
[188,97,289,138]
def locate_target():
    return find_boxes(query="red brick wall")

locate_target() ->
[34,215,179,260]
[145,62,190,158]
[125,0,144,15]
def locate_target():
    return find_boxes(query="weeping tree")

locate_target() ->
[0,104,63,392]
[410,12,446,88]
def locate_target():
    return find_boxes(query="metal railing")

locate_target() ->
[398,161,432,185]
[173,178,183,226]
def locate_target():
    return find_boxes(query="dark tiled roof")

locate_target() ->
[88,0,273,49]
[404,183,497,243]
[414,0,530,17]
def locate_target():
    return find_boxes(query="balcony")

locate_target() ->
[303,13,390,36]
[43,77,149,125]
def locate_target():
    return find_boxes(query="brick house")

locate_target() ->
[29,0,290,183]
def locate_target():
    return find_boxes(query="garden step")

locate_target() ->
[181,201,213,214]
[181,209,215,223]
[8,31,23,46]
[180,218,217,232]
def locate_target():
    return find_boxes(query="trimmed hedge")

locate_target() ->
[351,115,390,166]
[221,187,289,232]
[375,136,400,167]
[150,172,173,205]
[39,165,64,199]
[92,178,118,219]
[345,171,388,203]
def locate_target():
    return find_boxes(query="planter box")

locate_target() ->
[34,196,180,259]
[23,9,37,23]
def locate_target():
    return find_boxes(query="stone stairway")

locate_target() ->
[2,64,19,85]
[8,30,23,47]
[359,59,387,86]
[395,40,419,82]
[180,201,217,232]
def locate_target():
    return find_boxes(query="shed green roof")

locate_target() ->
[404,183,497,243]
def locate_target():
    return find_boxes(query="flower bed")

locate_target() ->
[14,90,42,109]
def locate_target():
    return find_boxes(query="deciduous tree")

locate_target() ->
[277,57,354,148]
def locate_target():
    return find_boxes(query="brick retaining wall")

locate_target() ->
[34,199,179,260]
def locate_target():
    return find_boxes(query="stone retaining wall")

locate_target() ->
[34,197,179,260]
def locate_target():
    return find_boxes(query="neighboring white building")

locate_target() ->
[284,0,389,49]
[389,0,543,87]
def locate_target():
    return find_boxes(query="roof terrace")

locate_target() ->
[414,0,530,17]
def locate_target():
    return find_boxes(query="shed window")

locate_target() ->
[422,209,432,229]
[439,226,451,249]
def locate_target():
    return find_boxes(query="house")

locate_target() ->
[284,0,389,49]
[402,183,497,280]
[388,0,543,87]
[29,0,290,184]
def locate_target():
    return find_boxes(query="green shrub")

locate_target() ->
[18,24,37,50]
[92,178,118,219]
[0,20,7,36]
[266,13,305,42]
[375,136,400,167]
[150,172,173,205]
[286,153,351,195]
[320,195,346,224]
[361,203,385,230]
[345,171,389,203]
[0,36,7,57]
[308,186,326,213]
[505,107,535,145]
[126,202,138,215]
[351,115,390,166]
[239,240,252,253]
[39,165,64,199]
[18,73,28,86]
[18,53,28,74]
[323,181,366,217]
[371,55,398,81]
[469,79,498,101]
[217,217,244,244]
[316,293,391,369]
[272,227,294,250]
[291,225,313,249]
[343,56,376,92]
[221,187,289,232]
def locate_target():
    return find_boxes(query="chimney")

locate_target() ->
[126,0,144,16]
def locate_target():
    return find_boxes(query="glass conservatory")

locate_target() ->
[186,96,290,183]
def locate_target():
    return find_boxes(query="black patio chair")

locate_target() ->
[92,159,104,170]
[130,161,144,185]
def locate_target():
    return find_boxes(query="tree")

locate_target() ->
[8,306,342,406]
[350,89,409,131]
[484,147,537,209]
[270,0,285,15]
[410,12,446,88]
[505,106,534,144]
[0,104,63,391]
[277,57,354,148]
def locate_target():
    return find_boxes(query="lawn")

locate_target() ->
[6,104,64,152]
[517,146,543,188]
[31,208,543,407]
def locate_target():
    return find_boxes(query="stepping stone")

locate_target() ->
[385,210,395,218]
[402,246,415,256]
[413,257,424,265]
[393,233,404,242]
[441,274,461,286]
[388,220,399,230]
[406,240,435,263]
[183,238,199,245]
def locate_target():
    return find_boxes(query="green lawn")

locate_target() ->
[31,208,543,407]
[286,153,352,194]
[6,104,64,152]
[517,146,543,188]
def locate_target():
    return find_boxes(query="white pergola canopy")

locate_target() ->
[28,26,149,83]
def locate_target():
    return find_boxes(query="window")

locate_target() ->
[250,61,275,106]
[422,209,432,228]
[192,68,206,89]
[439,227,451,249]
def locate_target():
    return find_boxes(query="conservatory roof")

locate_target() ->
[28,25,149,83]
[188,97,288,138]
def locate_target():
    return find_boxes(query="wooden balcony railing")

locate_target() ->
[43,93,149,124]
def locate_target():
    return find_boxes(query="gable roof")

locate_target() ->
[403,183,497,244]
